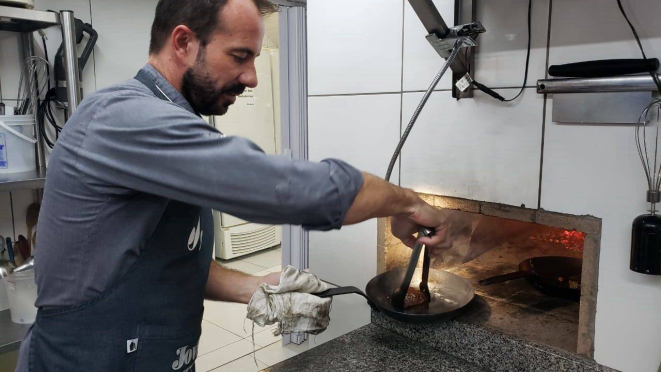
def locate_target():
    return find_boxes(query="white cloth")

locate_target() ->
[247,266,332,336]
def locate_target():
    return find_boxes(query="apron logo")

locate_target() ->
[172,344,198,371]
[187,218,202,251]
[126,338,138,354]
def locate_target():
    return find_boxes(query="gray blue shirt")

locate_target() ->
[34,63,363,308]
[17,63,363,371]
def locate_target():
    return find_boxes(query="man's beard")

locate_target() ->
[181,48,246,116]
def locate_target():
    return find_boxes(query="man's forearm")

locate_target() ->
[205,261,274,303]
[343,172,422,225]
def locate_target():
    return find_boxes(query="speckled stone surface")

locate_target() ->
[262,324,487,372]
[372,311,618,372]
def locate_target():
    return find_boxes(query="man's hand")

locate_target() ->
[343,172,454,256]
[391,201,452,257]
[262,271,281,287]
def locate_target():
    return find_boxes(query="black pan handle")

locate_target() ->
[316,286,379,313]
[549,58,659,78]
[477,271,530,286]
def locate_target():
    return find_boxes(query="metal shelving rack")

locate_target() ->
[0,5,81,192]
[0,5,81,355]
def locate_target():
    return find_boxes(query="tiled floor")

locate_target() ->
[198,245,372,371]
[198,246,307,372]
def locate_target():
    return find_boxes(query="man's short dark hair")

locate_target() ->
[149,0,278,55]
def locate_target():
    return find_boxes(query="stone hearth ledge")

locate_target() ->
[371,311,617,372]
[263,324,486,372]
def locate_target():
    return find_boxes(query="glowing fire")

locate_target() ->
[529,229,585,252]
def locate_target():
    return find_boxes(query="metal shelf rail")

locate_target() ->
[537,75,659,94]
[0,5,80,192]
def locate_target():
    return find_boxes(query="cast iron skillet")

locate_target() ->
[316,267,475,324]
[478,256,582,300]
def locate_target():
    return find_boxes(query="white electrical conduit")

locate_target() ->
[385,39,464,182]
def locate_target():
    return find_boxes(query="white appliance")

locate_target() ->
[213,212,281,260]
[213,49,282,260]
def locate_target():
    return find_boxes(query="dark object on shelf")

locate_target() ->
[631,214,661,275]
[6,237,14,265]
[53,17,97,104]
[17,235,29,261]
[549,59,659,78]
[478,256,582,300]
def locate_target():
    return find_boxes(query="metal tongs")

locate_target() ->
[391,227,434,310]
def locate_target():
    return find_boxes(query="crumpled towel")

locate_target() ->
[247,265,331,336]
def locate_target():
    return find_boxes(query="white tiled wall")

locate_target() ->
[308,0,661,371]
[402,0,455,92]
[307,0,404,95]
[472,0,550,88]
[541,1,661,371]
[90,0,159,89]
[548,0,661,66]
[400,88,543,208]
[402,0,550,92]
[308,93,401,289]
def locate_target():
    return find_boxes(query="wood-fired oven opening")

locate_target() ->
[378,194,602,357]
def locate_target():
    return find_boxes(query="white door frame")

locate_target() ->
[278,3,309,345]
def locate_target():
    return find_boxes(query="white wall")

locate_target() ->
[307,0,661,371]
[542,1,661,371]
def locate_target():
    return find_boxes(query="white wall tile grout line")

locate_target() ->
[309,86,540,98]
[537,0,554,210]
[398,0,406,186]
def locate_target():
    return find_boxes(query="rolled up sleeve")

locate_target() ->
[75,93,363,230]
[311,159,363,230]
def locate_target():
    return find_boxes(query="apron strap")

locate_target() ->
[134,70,172,103]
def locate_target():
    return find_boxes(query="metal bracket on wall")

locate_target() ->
[454,0,478,99]
[408,0,478,99]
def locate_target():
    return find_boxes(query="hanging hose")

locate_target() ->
[385,40,464,182]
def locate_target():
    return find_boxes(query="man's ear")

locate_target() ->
[171,25,200,67]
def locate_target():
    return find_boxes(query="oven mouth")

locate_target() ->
[377,193,601,358]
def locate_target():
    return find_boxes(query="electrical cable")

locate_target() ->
[502,0,532,102]
[37,93,56,149]
[42,36,50,92]
[470,0,532,103]
[38,34,62,148]
[616,0,661,96]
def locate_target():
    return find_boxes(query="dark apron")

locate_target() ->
[28,70,214,372]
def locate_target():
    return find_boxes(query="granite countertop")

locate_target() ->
[263,324,487,372]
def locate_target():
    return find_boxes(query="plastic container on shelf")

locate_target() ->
[0,114,37,174]
[0,278,9,311]
[4,269,38,324]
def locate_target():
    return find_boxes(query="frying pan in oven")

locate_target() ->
[316,267,475,323]
[478,256,582,300]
